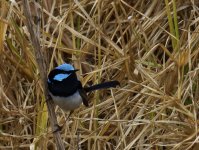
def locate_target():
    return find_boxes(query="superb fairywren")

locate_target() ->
[47,63,119,112]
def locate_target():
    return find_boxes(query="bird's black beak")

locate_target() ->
[69,69,79,74]
[65,69,79,74]
[74,69,79,72]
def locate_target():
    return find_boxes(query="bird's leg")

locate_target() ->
[52,124,62,133]
[53,110,74,132]
[66,110,74,120]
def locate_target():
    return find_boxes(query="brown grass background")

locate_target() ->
[1,0,199,149]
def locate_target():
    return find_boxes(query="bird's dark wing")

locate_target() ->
[78,89,89,107]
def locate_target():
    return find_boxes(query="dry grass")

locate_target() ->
[1,0,199,149]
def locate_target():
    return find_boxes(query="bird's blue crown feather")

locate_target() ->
[56,63,74,71]
[53,63,74,81]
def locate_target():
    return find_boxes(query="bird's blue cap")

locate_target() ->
[56,63,74,71]
[53,63,75,82]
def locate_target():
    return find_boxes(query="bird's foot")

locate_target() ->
[53,124,62,133]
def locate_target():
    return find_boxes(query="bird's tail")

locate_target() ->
[84,81,120,92]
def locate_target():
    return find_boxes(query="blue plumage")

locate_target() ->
[53,73,69,81]
[48,63,74,82]
[56,63,74,71]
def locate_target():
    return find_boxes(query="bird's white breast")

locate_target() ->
[50,91,83,111]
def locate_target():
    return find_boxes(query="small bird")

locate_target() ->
[47,63,119,112]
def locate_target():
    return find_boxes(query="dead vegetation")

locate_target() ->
[0,0,199,149]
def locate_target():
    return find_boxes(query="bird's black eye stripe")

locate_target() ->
[48,69,65,81]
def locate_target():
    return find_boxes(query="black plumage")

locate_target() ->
[47,63,120,110]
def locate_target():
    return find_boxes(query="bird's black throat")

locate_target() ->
[48,69,82,97]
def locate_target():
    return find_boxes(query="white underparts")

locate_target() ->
[50,91,83,111]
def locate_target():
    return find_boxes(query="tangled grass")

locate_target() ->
[1,0,199,149]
